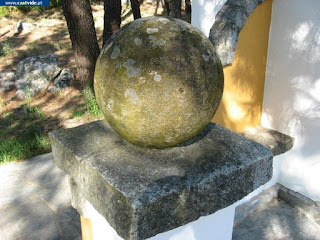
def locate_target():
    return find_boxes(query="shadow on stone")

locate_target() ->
[177,123,216,147]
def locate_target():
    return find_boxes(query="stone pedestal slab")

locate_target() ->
[49,120,273,240]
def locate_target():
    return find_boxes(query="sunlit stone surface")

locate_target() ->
[94,16,224,148]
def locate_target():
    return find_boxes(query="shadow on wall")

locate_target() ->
[261,0,320,200]
[212,0,272,132]
[262,2,320,157]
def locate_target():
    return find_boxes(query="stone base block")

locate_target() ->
[49,120,273,240]
[75,195,236,240]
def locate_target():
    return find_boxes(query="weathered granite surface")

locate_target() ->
[15,54,61,98]
[241,126,294,156]
[278,184,320,225]
[49,120,273,240]
[233,184,320,240]
[209,0,265,66]
[95,16,223,148]
[233,198,320,240]
[12,54,74,98]
[234,184,280,226]
[0,71,15,94]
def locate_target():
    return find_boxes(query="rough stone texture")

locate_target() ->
[0,71,15,82]
[15,21,39,34]
[55,68,74,88]
[209,0,265,66]
[11,55,74,97]
[241,126,294,156]
[278,184,320,226]
[48,68,75,92]
[0,71,15,94]
[95,16,224,148]
[49,120,273,240]
[0,153,81,240]
[234,184,279,226]
[14,54,61,98]
[234,183,320,239]
[233,198,320,240]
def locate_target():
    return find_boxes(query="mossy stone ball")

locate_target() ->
[94,16,224,148]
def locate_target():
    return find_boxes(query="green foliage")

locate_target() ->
[0,6,19,17]
[82,86,102,117]
[25,86,32,106]
[22,105,43,119]
[34,107,44,118]
[71,109,85,119]
[35,134,51,150]
[23,86,44,118]
[0,7,9,17]
[0,134,51,163]
[0,140,25,163]
[49,0,61,8]
[0,107,51,164]
[0,41,14,57]
[0,91,50,164]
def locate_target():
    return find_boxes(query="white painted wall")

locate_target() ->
[191,0,227,37]
[262,0,320,201]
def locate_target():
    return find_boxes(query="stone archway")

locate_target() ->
[209,0,266,66]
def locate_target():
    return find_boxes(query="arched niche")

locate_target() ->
[209,0,266,66]
[210,0,273,132]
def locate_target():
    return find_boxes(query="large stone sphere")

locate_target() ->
[94,16,224,148]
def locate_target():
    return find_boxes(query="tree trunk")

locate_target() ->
[130,0,141,20]
[168,0,181,18]
[103,0,122,45]
[185,0,191,14]
[62,0,100,88]
[164,0,170,15]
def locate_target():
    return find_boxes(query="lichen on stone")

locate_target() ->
[125,88,139,103]
[111,45,120,59]
[154,74,161,82]
[123,59,141,77]
[94,16,224,148]
[147,28,159,34]
[134,38,142,46]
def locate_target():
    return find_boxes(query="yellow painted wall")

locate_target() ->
[81,216,93,240]
[212,0,273,132]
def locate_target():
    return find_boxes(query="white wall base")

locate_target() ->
[81,199,235,240]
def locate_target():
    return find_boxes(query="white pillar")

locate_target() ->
[262,0,320,201]
[191,0,227,37]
